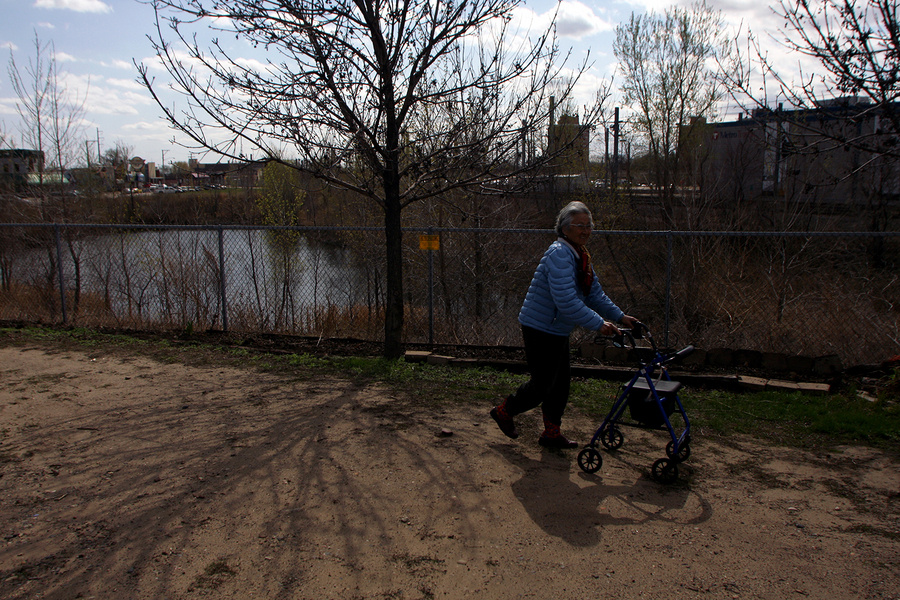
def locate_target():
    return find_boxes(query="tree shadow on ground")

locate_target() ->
[0,361,500,600]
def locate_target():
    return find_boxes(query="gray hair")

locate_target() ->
[555,201,593,236]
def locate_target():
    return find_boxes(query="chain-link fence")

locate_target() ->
[1,223,898,367]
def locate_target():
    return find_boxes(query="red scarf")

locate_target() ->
[572,242,594,295]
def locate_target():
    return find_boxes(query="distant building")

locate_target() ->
[190,159,265,188]
[700,99,899,206]
[547,97,590,176]
[0,149,44,192]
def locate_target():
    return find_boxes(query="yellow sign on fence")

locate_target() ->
[419,234,440,251]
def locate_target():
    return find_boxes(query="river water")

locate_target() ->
[9,228,369,331]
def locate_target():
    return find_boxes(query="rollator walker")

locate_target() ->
[577,322,695,484]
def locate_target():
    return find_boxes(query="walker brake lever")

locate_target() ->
[612,330,634,348]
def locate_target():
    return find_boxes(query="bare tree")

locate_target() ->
[8,32,89,320]
[723,0,899,157]
[8,33,53,201]
[45,57,86,195]
[614,1,733,226]
[720,0,899,263]
[138,0,608,357]
[8,32,87,217]
[102,141,134,185]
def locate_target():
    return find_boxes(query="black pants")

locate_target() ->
[505,325,570,426]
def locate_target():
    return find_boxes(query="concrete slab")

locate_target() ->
[796,381,831,395]
[766,379,802,392]
[737,375,768,392]
[405,350,432,363]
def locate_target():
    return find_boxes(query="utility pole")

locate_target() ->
[605,126,610,187]
[612,107,620,190]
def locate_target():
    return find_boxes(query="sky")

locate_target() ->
[0,0,792,167]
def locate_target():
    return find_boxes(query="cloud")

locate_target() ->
[34,0,113,14]
[556,1,614,39]
[53,51,78,63]
[508,1,612,41]
[0,96,21,116]
[1,41,19,51]
[36,22,56,29]
[85,81,154,116]
[68,71,154,118]
[138,50,207,74]
[86,92,141,116]
[235,57,272,72]
[100,59,134,70]
[618,0,781,34]
[616,1,687,16]
[122,120,166,132]
[105,78,145,91]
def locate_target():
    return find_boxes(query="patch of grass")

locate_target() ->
[203,559,236,576]
[390,552,444,573]
[285,352,322,368]
[569,377,623,417]
[880,367,900,401]
[566,376,900,450]
[2,325,898,451]
[191,558,236,590]
[681,388,900,448]
[225,346,253,359]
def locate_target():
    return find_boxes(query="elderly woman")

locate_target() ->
[491,201,638,448]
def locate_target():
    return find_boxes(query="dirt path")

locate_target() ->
[0,344,898,600]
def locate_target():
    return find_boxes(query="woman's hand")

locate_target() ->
[599,322,620,336]
[621,315,639,328]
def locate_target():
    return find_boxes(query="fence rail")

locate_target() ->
[1,223,898,368]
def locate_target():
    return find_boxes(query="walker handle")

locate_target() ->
[631,321,647,339]
[662,345,695,364]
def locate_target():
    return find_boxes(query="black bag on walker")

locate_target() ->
[627,379,680,427]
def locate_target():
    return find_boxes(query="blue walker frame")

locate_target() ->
[577,322,695,484]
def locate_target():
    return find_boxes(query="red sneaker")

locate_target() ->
[490,407,519,439]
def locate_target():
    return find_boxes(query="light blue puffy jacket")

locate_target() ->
[518,239,625,337]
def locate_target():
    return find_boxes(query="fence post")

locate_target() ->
[217,226,228,331]
[53,225,68,324]
[664,231,672,349]
[428,227,434,346]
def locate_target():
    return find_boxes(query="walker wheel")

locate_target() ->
[666,440,691,463]
[600,427,624,450]
[577,446,603,474]
[651,458,679,484]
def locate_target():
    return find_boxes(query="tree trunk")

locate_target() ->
[383,172,405,359]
